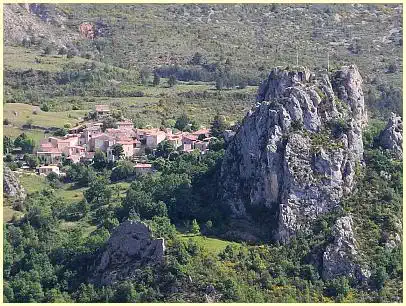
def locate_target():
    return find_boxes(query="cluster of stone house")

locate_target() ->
[36,105,214,175]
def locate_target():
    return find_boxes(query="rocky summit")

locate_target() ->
[92,221,165,285]
[221,65,367,243]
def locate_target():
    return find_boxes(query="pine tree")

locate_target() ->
[191,219,200,235]
[153,72,161,86]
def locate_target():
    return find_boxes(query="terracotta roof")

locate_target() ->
[117,120,133,125]
[38,165,59,170]
[40,143,54,148]
[95,104,110,112]
[192,129,210,135]
[37,147,62,154]
[117,140,134,145]
[134,163,152,168]
[93,134,114,141]
[183,134,198,141]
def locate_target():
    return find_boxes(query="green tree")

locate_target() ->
[112,280,138,302]
[40,104,50,112]
[174,113,190,131]
[190,219,200,235]
[168,75,177,87]
[24,154,39,169]
[66,48,77,59]
[140,68,151,85]
[43,45,54,55]
[110,160,135,181]
[210,114,229,138]
[57,46,68,56]
[152,72,161,86]
[215,77,224,90]
[112,144,124,160]
[46,172,61,188]
[84,175,112,207]
[4,136,14,154]
[372,266,388,290]
[190,52,207,65]
[155,140,175,159]
[93,150,107,171]
[14,133,35,153]
[53,128,68,137]
[10,271,44,302]
[205,220,213,231]
[101,117,117,131]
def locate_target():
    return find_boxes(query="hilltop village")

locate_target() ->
[35,104,221,176]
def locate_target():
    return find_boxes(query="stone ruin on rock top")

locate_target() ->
[220,64,368,243]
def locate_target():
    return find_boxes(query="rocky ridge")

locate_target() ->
[221,65,367,243]
[322,215,370,281]
[3,166,26,206]
[4,4,78,49]
[92,220,165,285]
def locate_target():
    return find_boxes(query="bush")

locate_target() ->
[43,45,54,55]
[53,128,68,137]
[168,75,177,87]
[40,104,50,112]
[387,62,398,73]
[66,49,77,59]
[110,161,135,182]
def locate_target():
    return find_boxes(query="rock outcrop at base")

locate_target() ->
[220,65,367,242]
[92,221,165,285]
[3,166,26,205]
[322,215,370,281]
[378,112,403,159]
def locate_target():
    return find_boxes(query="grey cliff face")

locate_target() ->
[378,112,403,159]
[3,166,26,204]
[92,221,165,285]
[221,65,367,243]
[322,215,370,281]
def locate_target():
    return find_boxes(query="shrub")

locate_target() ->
[110,161,135,182]
[40,104,50,112]
[291,120,303,131]
[168,75,177,87]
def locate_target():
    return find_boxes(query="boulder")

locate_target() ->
[378,112,402,159]
[92,220,165,285]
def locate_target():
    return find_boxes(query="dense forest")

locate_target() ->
[3,119,403,302]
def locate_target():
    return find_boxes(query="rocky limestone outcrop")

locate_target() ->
[322,215,370,281]
[221,65,367,242]
[4,4,78,49]
[3,166,26,205]
[92,221,165,285]
[378,112,403,159]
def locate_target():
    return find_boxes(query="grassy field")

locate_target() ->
[4,103,89,129]
[180,234,240,255]
[3,126,46,143]
[4,46,92,72]
[3,206,24,223]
